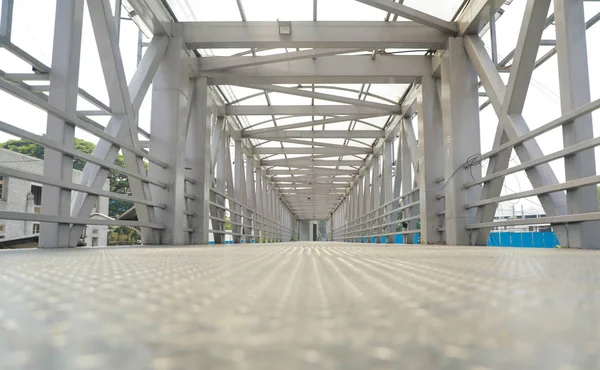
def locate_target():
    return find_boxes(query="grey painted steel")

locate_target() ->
[68,36,168,246]
[353,0,456,32]
[440,37,481,245]
[417,75,444,244]
[149,36,191,245]
[465,31,568,247]
[457,0,505,35]
[0,0,13,38]
[186,78,212,244]
[554,0,600,249]
[228,105,390,116]
[200,55,430,85]
[197,48,358,72]
[181,21,446,49]
[39,0,84,248]
[235,84,400,111]
[244,130,384,139]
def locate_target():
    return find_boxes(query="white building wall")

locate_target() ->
[0,148,110,246]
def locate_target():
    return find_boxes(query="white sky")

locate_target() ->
[0,0,599,217]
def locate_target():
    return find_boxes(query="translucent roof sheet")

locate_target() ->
[162,0,467,214]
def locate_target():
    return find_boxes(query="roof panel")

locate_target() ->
[244,0,313,21]
[166,0,241,21]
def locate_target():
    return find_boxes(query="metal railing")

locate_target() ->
[0,37,166,234]
[209,188,297,243]
[331,188,421,243]
[464,97,600,234]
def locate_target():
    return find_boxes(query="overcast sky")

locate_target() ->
[0,0,599,217]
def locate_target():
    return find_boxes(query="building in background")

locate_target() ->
[0,148,109,246]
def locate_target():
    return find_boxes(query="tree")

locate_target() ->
[0,138,133,217]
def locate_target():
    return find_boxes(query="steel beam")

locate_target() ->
[353,0,456,33]
[39,0,84,248]
[181,21,446,49]
[262,159,364,167]
[201,55,429,84]
[253,147,372,155]
[86,0,159,243]
[0,0,14,39]
[126,0,173,35]
[197,48,358,72]
[457,0,505,35]
[69,36,168,246]
[440,37,481,245]
[235,84,401,111]
[227,105,390,116]
[244,130,383,139]
[554,0,600,249]
[189,78,214,244]
[417,75,444,244]
[246,114,387,134]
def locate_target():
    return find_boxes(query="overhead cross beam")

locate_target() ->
[352,0,457,33]
[235,84,401,111]
[196,48,359,72]
[181,21,446,49]
[254,147,372,155]
[244,130,383,139]
[227,105,390,116]
[245,114,386,135]
[263,159,365,167]
[198,55,429,84]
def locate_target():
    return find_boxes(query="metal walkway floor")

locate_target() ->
[1,243,599,369]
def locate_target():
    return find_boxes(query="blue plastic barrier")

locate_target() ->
[487,232,558,248]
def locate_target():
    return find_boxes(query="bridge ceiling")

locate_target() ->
[158,0,483,219]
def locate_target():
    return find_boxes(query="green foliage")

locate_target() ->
[0,139,44,159]
[224,214,232,231]
[0,138,133,217]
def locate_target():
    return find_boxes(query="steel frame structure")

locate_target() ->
[0,0,598,247]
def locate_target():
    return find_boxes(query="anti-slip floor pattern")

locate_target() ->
[1,243,600,369]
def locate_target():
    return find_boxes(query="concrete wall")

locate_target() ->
[0,148,109,245]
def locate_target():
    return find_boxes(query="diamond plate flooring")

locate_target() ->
[1,243,600,369]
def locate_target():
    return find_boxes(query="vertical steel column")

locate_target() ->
[554,0,600,249]
[0,0,14,39]
[149,36,191,245]
[212,117,226,244]
[39,0,84,248]
[187,78,211,244]
[358,176,364,242]
[265,182,270,242]
[245,155,255,243]
[256,167,264,242]
[382,140,394,243]
[233,140,244,243]
[363,168,371,243]
[401,119,414,243]
[371,155,380,243]
[354,184,360,242]
[392,126,403,224]
[441,37,481,245]
[417,76,444,244]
